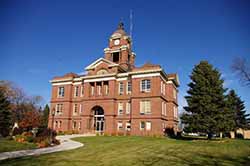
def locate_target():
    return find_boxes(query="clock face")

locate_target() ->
[114,39,120,45]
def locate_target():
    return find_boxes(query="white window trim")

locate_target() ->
[126,102,131,114]
[79,104,82,113]
[146,121,151,131]
[117,122,123,131]
[140,101,151,114]
[74,86,79,97]
[140,80,151,92]
[80,85,84,97]
[127,81,132,94]
[97,85,102,95]
[125,122,131,131]
[118,82,124,95]
[73,104,78,115]
[163,83,166,95]
[78,122,81,130]
[58,87,65,98]
[118,103,123,115]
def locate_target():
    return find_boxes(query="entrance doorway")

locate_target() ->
[92,106,104,133]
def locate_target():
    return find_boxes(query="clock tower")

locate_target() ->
[104,22,135,71]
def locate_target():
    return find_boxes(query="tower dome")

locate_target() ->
[111,22,128,38]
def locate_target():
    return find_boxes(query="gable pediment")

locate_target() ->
[85,58,118,70]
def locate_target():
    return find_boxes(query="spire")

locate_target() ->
[118,21,124,30]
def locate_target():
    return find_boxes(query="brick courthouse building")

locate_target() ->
[49,23,180,136]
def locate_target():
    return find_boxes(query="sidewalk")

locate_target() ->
[0,134,94,161]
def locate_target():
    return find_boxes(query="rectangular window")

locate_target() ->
[79,104,82,113]
[104,81,109,95]
[127,81,132,94]
[80,85,84,97]
[125,122,131,131]
[97,82,102,95]
[126,102,131,114]
[117,122,123,131]
[74,86,79,97]
[164,103,167,116]
[140,80,151,92]
[161,81,163,94]
[161,102,164,115]
[58,87,65,97]
[119,82,124,95]
[140,121,145,130]
[173,89,177,99]
[56,104,63,115]
[163,83,166,95]
[146,122,151,131]
[140,101,151,114]
[79,122,81,130]
[118,103,123,115]
[55,121,58,128]
[73,104,78,115]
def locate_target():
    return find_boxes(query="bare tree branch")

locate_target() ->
[231,57,250,87]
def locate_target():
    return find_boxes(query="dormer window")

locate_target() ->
[112,52,120,63]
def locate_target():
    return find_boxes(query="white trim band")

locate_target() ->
[132,73,160,78]
[84,77,116,83]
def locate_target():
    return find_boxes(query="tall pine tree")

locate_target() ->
[181,61,227,139]
[41,104,50,128]
[226,90,250,130]
[0,88,12,137]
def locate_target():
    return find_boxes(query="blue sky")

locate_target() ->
[0,0,249,113]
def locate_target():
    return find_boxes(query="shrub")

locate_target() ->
[52,138,60,145]
[57,131,65,135]
[164,127,176,138]
[14,135,26,143]
[236,133,244,139]
[111,132,116,136]
[37,128,57,139]
[117,131,124,136]
[37,138,50,148]
[64,130,73,135]
[12,128,23,136]
[26,136,34,143]
[22,131,33,137]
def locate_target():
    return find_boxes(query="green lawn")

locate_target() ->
[0,138,37,153]
[0,136,250,166]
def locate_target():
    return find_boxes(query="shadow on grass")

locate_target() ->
[137,151,250,166]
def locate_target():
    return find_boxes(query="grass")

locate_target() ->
[0,136,250,166]
[0,138,37,153]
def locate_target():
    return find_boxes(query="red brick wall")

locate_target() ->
[49,74,178,136]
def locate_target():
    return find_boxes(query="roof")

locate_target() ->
[53,72,78,80]
[84,58,119,70]
[111,22,128,38]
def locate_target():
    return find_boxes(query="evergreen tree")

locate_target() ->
[42,104,50,128]
[0,88,12,137]
[226,90,250,130]
[181,61,227,139]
